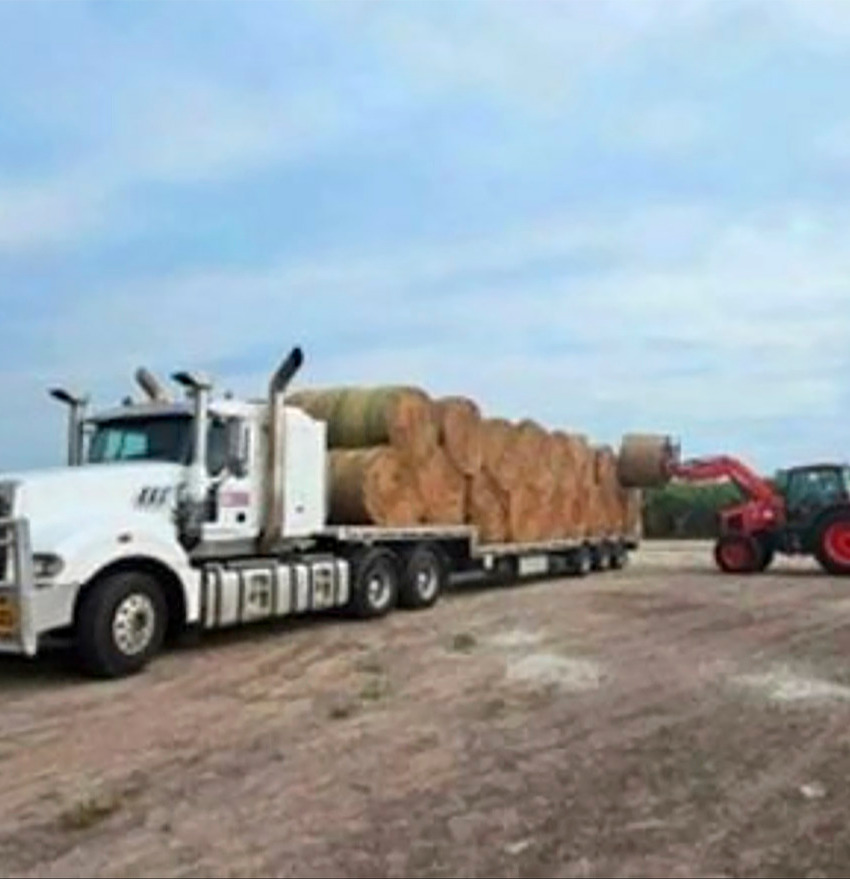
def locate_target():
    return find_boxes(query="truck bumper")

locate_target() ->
[0,518,37,656]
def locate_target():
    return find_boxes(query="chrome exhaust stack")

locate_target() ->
[260,347,304,551]
[135,367,172,403]
[172,370,213,548]
[49,388,90,467]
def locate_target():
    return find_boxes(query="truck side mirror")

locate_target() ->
[225,420,249,478]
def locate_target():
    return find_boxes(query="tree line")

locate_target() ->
[641,483,746,539]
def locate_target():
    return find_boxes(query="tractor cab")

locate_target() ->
[775,464,850,522]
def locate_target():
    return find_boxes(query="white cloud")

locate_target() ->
[0,75,352,255]
[0,174,109,251]
[5,201,847,469]
[353,1,713,112]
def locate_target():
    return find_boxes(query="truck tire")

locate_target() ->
[590,543,610,572]
[714,534,763,574]
[75,570,167,678]
[609,542,628,570]
[349,548,399,618]
[566,545,591,577]
[815,512,850,575]
[399,544,446,610]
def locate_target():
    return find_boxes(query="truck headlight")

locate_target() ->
[33,554,64,580]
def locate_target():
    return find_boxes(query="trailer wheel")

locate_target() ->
[566,546,592,577]
[349,548,399,618]
[609,542,629,570]
[399,544,446,610]
[75,570,167,678]
[815,512,850,576]
[590,543,610,572]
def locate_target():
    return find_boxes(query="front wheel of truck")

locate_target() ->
[75,570,167,678]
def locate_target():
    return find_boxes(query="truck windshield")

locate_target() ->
[88,417,192,464]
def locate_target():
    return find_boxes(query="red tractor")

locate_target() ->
[671,457,850,575]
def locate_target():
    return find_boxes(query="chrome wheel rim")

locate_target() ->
[112,593,156,656]
[415,564,439,601]
[367,570,392,610]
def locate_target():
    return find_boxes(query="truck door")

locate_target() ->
[203,417,259,541]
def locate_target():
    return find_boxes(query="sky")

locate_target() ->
[2,0,850,473]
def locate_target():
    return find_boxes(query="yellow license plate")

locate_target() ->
[0,596,18,636]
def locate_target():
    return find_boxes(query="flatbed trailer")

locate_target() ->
[0,346,643,678]
[192,525,639,633]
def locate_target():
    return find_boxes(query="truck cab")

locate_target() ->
[0,346,634,680]
[0,348,334,677]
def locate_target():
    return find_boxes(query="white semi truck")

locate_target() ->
[0,349,638,678]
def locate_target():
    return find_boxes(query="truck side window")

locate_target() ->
[207,419,229,477]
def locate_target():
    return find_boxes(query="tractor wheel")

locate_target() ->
[714,535,763,574]
[815,512,850,576]
[756,537,775,572]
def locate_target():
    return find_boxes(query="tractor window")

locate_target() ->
[786,469,844,511]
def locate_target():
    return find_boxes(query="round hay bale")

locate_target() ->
[549,431,574,482]
[482,420,524,489]
[565,434,592,484]
[415,446,466,525]
[289,386,437,461]
[508,483,547,544]
[327,447,423,526]
[544,485,568,540]
[585,487,608,536]
[569,494,588,538]
[332,387,437,461]
[515,420,547,484]
[481,418,512,475]
[593,445,618,486]
[436,396,483,476]
[617,433,679,488]
[286,388,348,425]
[465,470,509,544]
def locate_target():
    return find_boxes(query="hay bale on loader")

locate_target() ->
[288,386,438,462]
[328,447,423,527]
[617,433,678,488]
[436,396,483,476]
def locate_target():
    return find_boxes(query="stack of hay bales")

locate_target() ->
[287,385,645,543]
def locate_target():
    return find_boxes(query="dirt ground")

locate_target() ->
[3,541,850,878]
